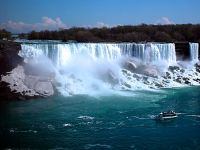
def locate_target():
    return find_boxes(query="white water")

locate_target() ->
[20,43,176,65]
[19,42,199,96]
[190,43,199,62]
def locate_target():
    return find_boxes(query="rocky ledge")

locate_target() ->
[0,40,55,101]
[120,59,200,90]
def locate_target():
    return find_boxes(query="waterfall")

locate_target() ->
[131,43,176,64]
[19,42,178,95]
[189,43,199,62]
[20,43,176,66]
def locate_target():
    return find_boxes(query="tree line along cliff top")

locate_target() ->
[1,24,200,43]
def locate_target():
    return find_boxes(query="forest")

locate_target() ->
[1,24,200,43]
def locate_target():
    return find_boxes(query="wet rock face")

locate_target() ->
[1,66,37,96]
[0,40,23,75]
[135,65,158,78]
[165,72,171,79]
[120,60,200,90]
[195,63,200,73]
[122,59,159,78]
[0,81,32,101]
[142,67,158,78]
[25,75,54,96]
[123,61,137,72]
[0,41,56,101]
[34,81,54,96]
[168,66,180,73]
[0,65,55,100]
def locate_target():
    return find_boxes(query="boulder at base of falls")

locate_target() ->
[168,66,180,73]
[0,65,55,101]
[122,82,131,89]
[175,77,183,84]
[164,71,172,79]
[193,78,200,83]
[25,75,54,96]
[143,67,158,78]
[123,61,137,72]
[34,81,54,96]
[0,40,56,101]
[195,63,200,73]
[154,82,164,88]
[135,65,158,78]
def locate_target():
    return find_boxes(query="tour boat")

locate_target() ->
[156,110,177,120]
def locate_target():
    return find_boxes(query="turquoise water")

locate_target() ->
[0,87,200,149]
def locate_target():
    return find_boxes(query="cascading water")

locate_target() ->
[189,43,199,62]
[19,42,178,95]
[20,43,176,64]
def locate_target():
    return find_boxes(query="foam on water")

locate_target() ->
[186,115,200,118]
[63,123,73,127]
[77,115,95,120]
[84,144,112,150]
[9,128,38,134]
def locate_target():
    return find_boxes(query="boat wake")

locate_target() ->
[131,115,153,120]
[186,115,200,118]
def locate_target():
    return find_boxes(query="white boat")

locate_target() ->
[156,110,177,120]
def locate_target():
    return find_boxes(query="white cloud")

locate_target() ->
[96,22,110,28]
[41,17,66,27]
[81,22,110,28]
[0,17,67,33]
[156,17,175,25]
[82,22,119,29]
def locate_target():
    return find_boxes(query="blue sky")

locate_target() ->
[0,0,200,33]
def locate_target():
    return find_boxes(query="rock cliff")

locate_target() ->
[0,40,55,101]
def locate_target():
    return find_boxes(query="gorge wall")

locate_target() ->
[175,42,199,61]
